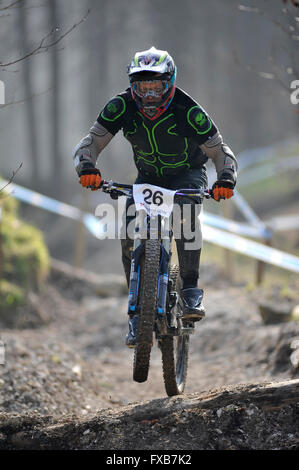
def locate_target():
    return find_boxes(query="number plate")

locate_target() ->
[133,183,176,218]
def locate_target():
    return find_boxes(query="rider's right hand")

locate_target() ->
[79,163,101,191]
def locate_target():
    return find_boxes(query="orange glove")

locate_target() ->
[212,180,234,201]
[79,166,101,191]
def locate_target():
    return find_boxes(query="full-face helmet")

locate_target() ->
[127,47,177,119]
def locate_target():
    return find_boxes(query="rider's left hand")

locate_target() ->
[212,178,235,201]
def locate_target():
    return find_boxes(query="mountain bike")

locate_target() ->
[100,180,211,396]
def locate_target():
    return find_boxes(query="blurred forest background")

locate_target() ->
[0,0,298,281]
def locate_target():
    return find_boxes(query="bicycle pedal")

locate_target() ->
[182,320,196,329]
[183,317,203,324]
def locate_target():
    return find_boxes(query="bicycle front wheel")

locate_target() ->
[133,239,160,383]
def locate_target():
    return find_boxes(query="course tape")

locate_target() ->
[202,225,299,274]
[236,138,299,172]
[238,155,299,187]
[2,179,299,273]
[2,179,270,239]
[201,211,268,239]
[206,170,271,238]
[265,214,299,232]
[1,180,104,238]
[233,191,272,239]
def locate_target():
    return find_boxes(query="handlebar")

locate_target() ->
[99,180,213,200]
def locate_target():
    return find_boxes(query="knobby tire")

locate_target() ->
[161,265,190,396]
[133,239,160,383]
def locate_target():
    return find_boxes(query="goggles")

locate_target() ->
[132,80,169,99]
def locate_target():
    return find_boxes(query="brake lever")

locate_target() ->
[100,180,113,192]
[110,189,120,200]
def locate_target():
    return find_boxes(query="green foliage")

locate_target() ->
[0,191,19,214]
[244,282,256,293]
[0,192,49,315]
[279,285,298,301]
[2,213,49,287]
[0,279,25,315]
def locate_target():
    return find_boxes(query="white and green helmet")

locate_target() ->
[127,46,177,119]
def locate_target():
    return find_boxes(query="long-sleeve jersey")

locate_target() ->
[73,86,238,184]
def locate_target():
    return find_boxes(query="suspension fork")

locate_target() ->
[157,215,173,316]
[127,210,145,315]
[127,211,173,317]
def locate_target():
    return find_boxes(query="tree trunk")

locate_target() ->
[17,1,39,187]
[47,0,61,195]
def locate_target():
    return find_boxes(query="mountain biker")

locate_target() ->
[73,46,238,348]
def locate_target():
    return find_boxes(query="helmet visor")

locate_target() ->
[132,80,169,100]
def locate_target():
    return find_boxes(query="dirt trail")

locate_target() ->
[0,261,298,449]
[1,379,298,450]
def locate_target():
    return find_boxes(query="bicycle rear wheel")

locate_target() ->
[133,239,160,383]
[160,265,189,396]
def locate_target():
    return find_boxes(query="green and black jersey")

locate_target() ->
[96,87,218,180]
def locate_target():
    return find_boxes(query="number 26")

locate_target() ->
[142,189,164,206]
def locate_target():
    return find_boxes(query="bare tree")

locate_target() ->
[16,0,39,185]
[0,1,89,68]
[0,162,23,192]
[47,0,60,192]
[233,2,299,93]
[0,1,89,112]
[0,0,89,194]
